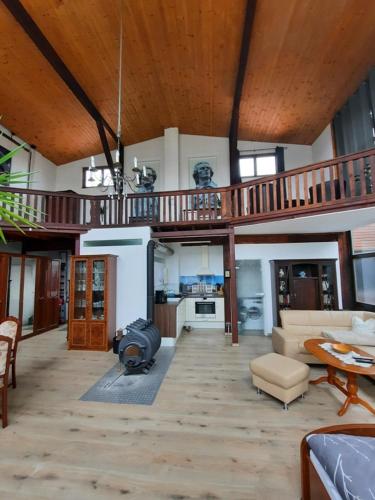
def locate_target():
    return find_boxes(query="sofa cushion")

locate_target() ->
[280,310,367,331]
[322,329,375,346]
[352,316,375,335]
[250,353,309,389]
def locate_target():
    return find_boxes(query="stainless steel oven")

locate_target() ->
[195,300,216,319]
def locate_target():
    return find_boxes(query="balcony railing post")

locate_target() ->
[90,199,100,227]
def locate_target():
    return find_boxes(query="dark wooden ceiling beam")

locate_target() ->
[229,0,257,185]
[1,0,119,146]
[152,228,231,240]
[96,121,116,179]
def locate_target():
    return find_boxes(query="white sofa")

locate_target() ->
[272,310,375,364]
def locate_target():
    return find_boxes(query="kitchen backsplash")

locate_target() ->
[180,275,224,294]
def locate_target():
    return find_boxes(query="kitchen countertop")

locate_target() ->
[155,294,224,308]
[182,294,224,298]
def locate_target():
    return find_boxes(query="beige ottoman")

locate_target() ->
[250,353,310,409]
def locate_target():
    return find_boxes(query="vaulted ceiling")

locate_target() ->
[0,0,374,165]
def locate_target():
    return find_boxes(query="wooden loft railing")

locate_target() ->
[0,147,374,231]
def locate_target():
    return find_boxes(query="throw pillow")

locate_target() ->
[322,330,375,346]
[352,316,375,335]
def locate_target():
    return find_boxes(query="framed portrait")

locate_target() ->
[137,159,161,192]
[188,156,217,189]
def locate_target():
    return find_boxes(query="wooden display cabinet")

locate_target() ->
[272,259,338,325]
[68,255,117,351]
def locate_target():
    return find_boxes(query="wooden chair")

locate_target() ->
[0,317,21,389]
[0,335,12,428]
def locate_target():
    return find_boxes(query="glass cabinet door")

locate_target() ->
[321,263,335,310]
[278,265,290,309]
[73,260,87,319]
[91,259,105,320]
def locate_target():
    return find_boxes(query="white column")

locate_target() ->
[164,127,179,190]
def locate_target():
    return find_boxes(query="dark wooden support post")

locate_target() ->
[223,239,231,335]
[338,231,355,309]
[228,228,239,345]
[96,121,116,179]
[223,229,239,345]
[229,0,257,185]
[74,235,80,256]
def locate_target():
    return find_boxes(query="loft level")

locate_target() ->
[0,147,374,232]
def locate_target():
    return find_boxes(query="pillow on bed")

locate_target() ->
[352,316,375,335]
[322,330,375,346]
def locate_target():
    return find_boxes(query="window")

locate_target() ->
[82,167,114,188]
[351,223,375,254]
[351,223,375,307]
[239,154,276,179]
[353,256,375,306]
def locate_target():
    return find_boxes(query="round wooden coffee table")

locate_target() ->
[304,338,375,416]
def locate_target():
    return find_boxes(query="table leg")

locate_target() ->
[338,372,375,416]
[310,365,345,386]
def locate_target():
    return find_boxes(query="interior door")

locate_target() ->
[34,257,49,333]
[47,259,61,329]
[7,255,22,318]
[22,257,37,337]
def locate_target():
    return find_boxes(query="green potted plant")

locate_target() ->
[0,143,40,242]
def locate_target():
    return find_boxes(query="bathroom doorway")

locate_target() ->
[236,260,264,335]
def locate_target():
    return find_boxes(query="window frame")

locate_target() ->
[239,152,277,179]
[352,250,375,311]
[82,166,114,188]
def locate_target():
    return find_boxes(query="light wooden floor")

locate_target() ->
[1,328,374,500]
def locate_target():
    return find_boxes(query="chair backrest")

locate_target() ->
[0,317,21,352]
[0,335,12,378]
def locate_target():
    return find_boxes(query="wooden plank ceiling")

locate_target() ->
[239,0,375,144]
[0,0,374,165]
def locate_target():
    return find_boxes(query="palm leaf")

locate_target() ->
[0,141,44,241]
[0,143,26,166]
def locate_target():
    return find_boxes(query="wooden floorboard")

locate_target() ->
[1,327,374,499]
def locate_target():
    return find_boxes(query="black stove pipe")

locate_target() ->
[147,240,156,322]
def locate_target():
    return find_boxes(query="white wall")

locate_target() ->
[79,226,151,328]
[53,130,323,195]
[235,242,342,335]
[0,132,57,191]
[56,151,112,195]
[311,125,334,163]
[55,136,165,194]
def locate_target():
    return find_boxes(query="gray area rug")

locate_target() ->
[80,347,175,405]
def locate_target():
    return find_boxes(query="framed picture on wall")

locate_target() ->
[137,159,161,191]
[188,156,217,189]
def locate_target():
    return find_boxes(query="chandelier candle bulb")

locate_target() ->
[143,165,147,177]
[134,157,138,168]
[90,156,95,168]
[115,150,120,162]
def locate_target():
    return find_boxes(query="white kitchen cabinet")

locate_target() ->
[185,298,196,321]
[176,298,186,339]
